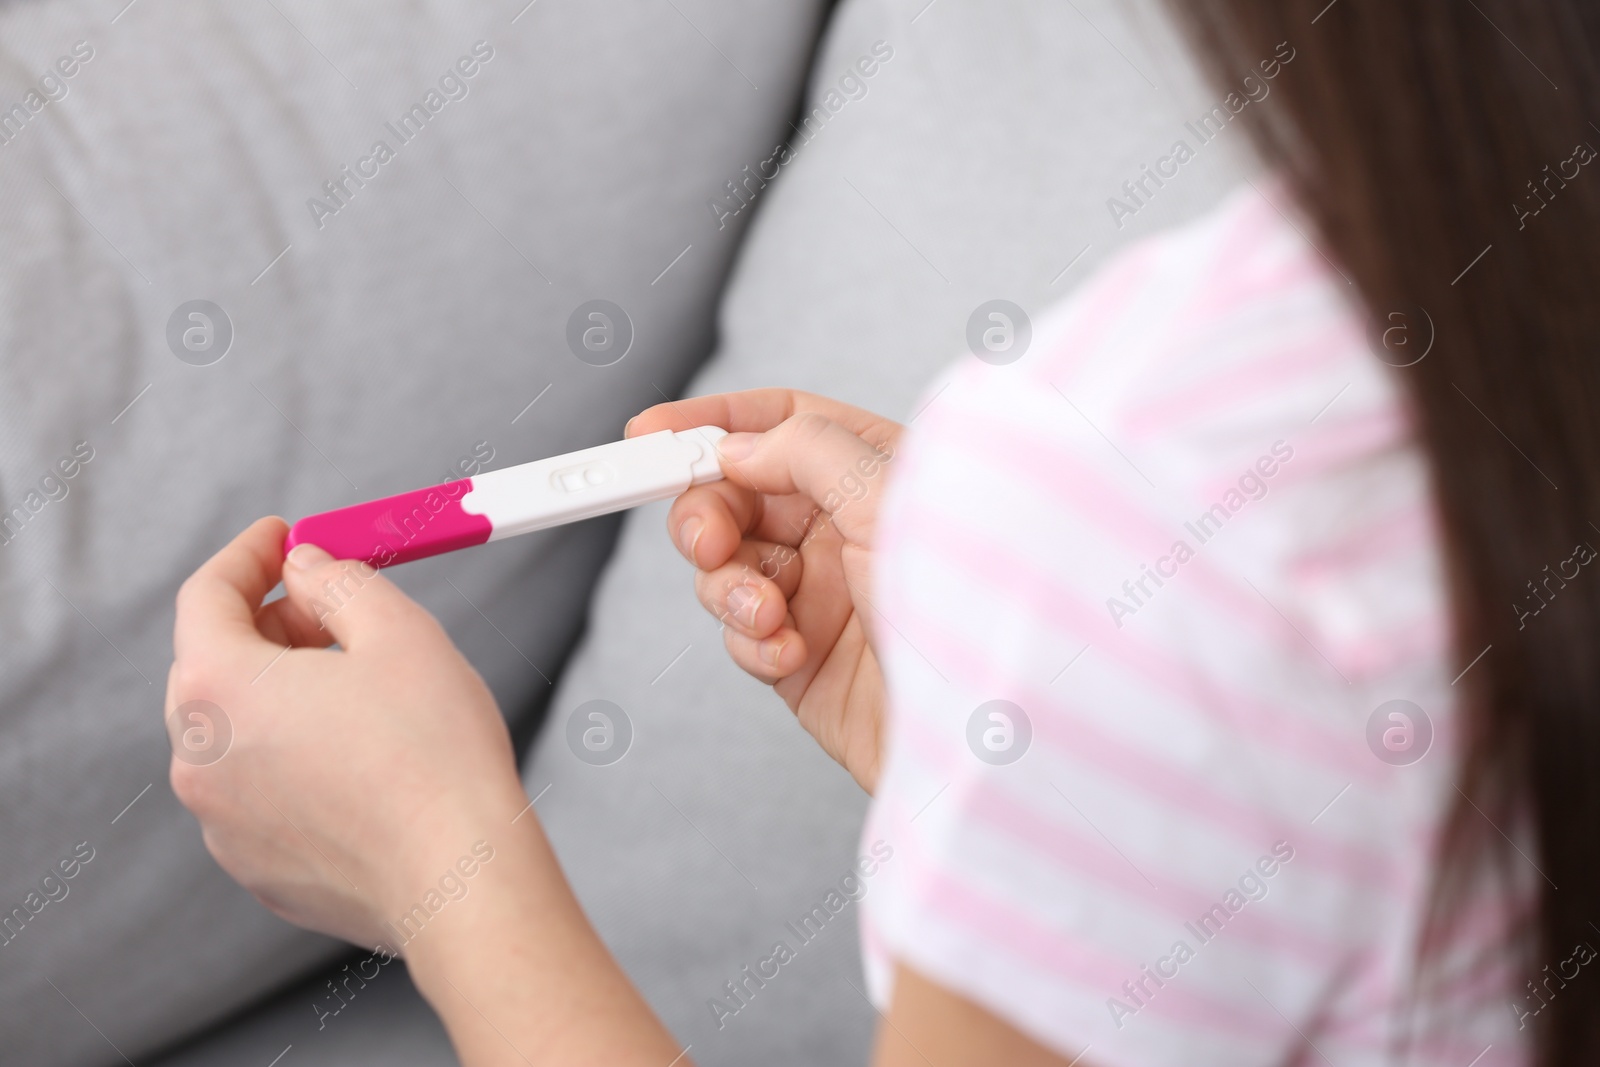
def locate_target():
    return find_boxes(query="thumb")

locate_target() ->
[281,543,438,650]
[716,412,896,545]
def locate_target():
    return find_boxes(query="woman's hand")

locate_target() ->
[170,518,691,1064]
[165,517,529,950]
[628,389,902,793]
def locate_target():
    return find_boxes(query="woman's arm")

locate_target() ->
[398,817,685,1066]
[879,967,1085,1067]
[412,855,1079,1067]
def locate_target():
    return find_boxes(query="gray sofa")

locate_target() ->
[0,1,1245,1064]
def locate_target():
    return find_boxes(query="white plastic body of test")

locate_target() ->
[460,427,728,540]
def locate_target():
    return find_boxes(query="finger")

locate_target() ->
[734,539,805,601]
[715,414,893,545]
[668,481,833,564]
[628,388,900,445]
[666,483,754,569]
[279,543,440,651]
[694,541,804,638]
[721,622,807,684]
[255,594,339,650]
[174,516,292,661]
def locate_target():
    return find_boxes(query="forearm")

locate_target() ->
[402,816,688,1067]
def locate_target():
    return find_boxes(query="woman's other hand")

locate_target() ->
[629,389,901,793]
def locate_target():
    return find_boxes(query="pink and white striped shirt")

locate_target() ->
[860,183,1529,1065]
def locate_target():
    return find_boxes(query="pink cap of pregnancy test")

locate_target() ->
[283,480,492,568]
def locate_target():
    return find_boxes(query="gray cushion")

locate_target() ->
[525,0,1251,1064]
[0,2,829,1063]
[153,952,452,1067]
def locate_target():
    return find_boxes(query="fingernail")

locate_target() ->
[727,583,762,628]
[717,432,758,462]
[760,636,786,668]
[677,516,704,561]
[286,542,333,570]
[624,416,638,438]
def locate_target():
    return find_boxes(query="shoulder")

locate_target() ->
[862,184,1474,1058]
[873,186,1456,856]
[882,181,1444,692]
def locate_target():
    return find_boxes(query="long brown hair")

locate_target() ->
[1167,1,1600,1061]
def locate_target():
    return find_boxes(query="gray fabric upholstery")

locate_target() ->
[153,953,453,1067]
[0,2,828,1063]
[524,1,1251,1065]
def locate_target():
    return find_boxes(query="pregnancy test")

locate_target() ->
[284,427,727,568]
